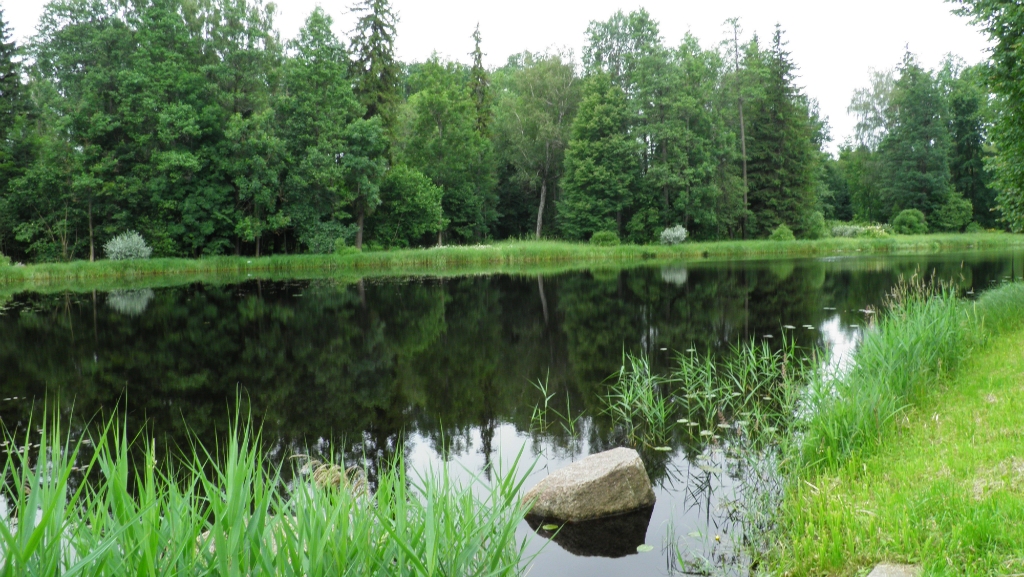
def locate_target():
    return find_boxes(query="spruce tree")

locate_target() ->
[743,27,820,237]
[0,7,20,139]
[877,52,952,219]
[349,0,401,131]
[469,24,492,137]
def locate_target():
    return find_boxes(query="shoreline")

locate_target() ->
[1,234,1021,293]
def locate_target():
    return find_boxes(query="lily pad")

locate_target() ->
[653,446,672,452]
[697,465,723,474]
[637,544,654,553]
[541,524,559,531]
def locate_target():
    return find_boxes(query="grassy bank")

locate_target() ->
[0,417,533,576]
[1,233,1021,290]
[767,283,1024,575]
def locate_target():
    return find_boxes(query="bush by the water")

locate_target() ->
[590,231,620,246]
[932,192,974,232]
[659,225,689,245]
[103,230,153,260]
[965,221,984,233]
[769,224,795,241]
[802,211,829,239]
[0,252,9,266]
[891,209,928,235]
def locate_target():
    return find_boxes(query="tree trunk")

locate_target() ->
[88,200,95,262]
[255,234,261,257]
[739,97,748,239]
[355,204,365,250]
[537,275,549,325]
[535,179,547,240]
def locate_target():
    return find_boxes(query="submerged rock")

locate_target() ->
[521,447,656,521]
[525,506,654,558]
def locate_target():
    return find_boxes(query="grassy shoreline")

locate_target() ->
[768,283,1024,575]
[1,233,1021,290]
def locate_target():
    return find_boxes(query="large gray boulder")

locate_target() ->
[521,447,656,521]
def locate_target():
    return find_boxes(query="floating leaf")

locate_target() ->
[687,530,703,538]
[700,430,712,436]
[654,446,672,452]
[677,418,689,424]
[541,524,559,531]
[637,544,654,553]
[697,465,723,474]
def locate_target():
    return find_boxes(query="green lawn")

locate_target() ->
[768,328,1024,576]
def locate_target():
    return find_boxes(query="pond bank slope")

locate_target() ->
[769,289,1024,576]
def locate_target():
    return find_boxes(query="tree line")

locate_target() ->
[0,1,1009,263]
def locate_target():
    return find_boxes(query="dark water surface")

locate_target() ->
[1,250,1022,575]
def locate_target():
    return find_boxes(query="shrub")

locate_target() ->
[891,209,928,235]
[335,237,359,256]
[103,230,153,261]
[932,193,974,232]
[802,211,829,239]
[965,221,984,233]
[590,230,620,246]
[768,224,795,241]
[0,252,9,266]
[659,225,689,245]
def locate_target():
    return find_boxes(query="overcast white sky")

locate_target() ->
[3,0,991,152]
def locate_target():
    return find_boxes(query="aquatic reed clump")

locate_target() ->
[605,340,810,449]
[0,415,534,576]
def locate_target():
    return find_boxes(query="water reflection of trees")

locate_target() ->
[0,252,1018,480]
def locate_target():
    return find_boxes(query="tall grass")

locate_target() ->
[0,415,534,576]
[796,274,982,471]
[604,339,810,449]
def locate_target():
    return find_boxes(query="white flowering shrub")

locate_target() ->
[659,225,689,245]
[104,230,153,261]
[830,224,891,239]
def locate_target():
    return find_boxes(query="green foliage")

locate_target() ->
[349,0,401,130]
[743,28,823,238]
[952,0,1024,231]
[965,221,984,233]
[399,57,497,243]
[801,211,829,239]
[768,223,795,241]
[878,53,952,217]
[367,164,445,247]
[940,59,999,228]
[103,231,153,261]
[892,208,929,235]
[932,191,974,232]
[493,51,580,239]
[589,230,620,246]
[558,74,639,240]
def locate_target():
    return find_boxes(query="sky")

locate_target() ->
[2,0,992,152]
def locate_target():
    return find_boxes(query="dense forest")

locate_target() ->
[0,0,1011,262]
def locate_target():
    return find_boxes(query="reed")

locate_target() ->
[604,339,810,450]
[0,414,534,576]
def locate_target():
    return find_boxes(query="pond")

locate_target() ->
[1,249,1022,575]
